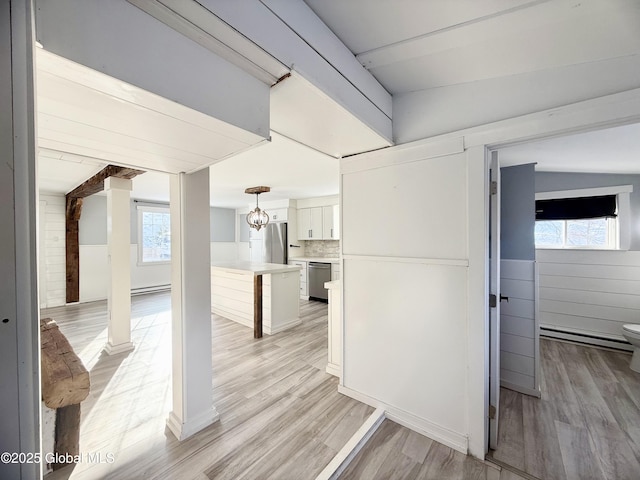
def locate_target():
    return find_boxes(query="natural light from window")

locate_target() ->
[534,218,615,249]
[138,207,171,263]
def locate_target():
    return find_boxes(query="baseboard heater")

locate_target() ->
[540,326,633,352]
[131,285,171,296]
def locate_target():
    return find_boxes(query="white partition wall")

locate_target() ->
[500,260,539,396]
[340,143,472,453]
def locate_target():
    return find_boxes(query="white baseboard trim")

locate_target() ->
[166,407,220,441]
[315,407,385,480]
[338,385,468,454]
[501,380,541,398]
[131,284,171,296]
[103,341,134,355]
[326,363,341,378]
[264,317,301,335]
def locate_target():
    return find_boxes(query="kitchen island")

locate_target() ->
[211,262,302,338]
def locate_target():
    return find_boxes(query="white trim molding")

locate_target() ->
[338,386,469,455]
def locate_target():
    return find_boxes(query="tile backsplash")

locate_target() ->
[302,240,339,257]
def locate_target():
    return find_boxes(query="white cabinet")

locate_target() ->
[289,260,308,298]
[269,208,287,222]
[297,207,323,240]
[331,262,341,281]
[322,205,339,240]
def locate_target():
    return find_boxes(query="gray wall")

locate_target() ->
[501,164,536,260]
[238,214,250,242]
[210,207,235,242]
[78,196,235,244]
[536,172,640,251]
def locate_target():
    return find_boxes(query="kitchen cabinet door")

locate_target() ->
[322,205,339,240]
[297,207,323,240]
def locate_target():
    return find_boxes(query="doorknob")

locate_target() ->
[500,295,509,303]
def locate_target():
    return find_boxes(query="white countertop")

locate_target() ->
[324,280,341,289]
[290,257,340,264]
[211,261,301,275]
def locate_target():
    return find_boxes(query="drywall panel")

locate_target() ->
[210,207,235,242]
[501,164,535,261]
[343,258,468,445]
[342,152,467,260]
[35,0,269,138]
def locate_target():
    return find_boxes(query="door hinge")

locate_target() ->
[489,404,496,420]
[490,181,498,195]
[489,293,497,308]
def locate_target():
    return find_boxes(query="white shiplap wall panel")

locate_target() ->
[539,262,640,281]
[40,194,66,307]
[540,275,640,295]
[537,250,640,349]
[500,259,539,396]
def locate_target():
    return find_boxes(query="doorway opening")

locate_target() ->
[487,122,640,479]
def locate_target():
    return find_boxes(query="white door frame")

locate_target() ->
[488,151,501,450]
[463,88,640,459]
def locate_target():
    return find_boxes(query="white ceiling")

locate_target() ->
[37,0,640,207]
[499,123,640,174]
[38,131,339,208]
[305,0,640,94]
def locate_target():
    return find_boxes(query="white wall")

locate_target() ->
[537,249,640,349]
[79,245,172,303]
[39,194,66,308]
[341,147,471,453]
[500,260,539,396]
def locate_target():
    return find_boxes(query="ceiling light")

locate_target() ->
[245,186,270,231]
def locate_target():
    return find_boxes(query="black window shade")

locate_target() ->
[535,195,617,221]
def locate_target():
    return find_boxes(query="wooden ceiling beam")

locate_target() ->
[65,165,145,303]
[67,165,145,199]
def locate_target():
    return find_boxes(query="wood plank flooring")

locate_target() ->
[43,293,373,480]
[491,338,640,480]
[339,419,529,480]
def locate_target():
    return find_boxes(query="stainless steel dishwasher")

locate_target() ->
[308,262,331,301]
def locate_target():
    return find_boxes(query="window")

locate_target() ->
[138,206,171,264]
[534,185,633,250]
[535,218,616,249]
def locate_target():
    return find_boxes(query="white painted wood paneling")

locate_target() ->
[343,258,469,449]
[342,152,467,260]
[40,194,66,307]
[537,249,640,348]
[499,259,539,396]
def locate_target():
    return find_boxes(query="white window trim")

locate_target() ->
[535,185,633,251]
[137,205,171,266]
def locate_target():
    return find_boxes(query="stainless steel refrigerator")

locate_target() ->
[249,222,288,264]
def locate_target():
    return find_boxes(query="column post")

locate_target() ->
[103,177,134,355]
[167,169,218,440]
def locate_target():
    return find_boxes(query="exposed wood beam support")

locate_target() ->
[66,165,145,199]
[65,165,145,303]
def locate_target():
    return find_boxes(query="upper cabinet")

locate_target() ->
[322,205,340,240]
[298,204,340,240]
[297,207,323,240]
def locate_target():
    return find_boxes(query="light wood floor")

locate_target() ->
[43,292,374,480]
[491,338,640,480]
[339,419,528,480]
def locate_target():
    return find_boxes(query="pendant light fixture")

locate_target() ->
[245,186,270,231]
